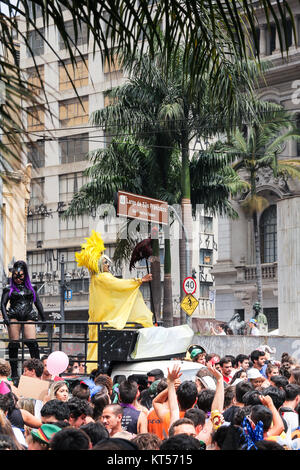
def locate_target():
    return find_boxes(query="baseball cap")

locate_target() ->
[190,347,205,359]
[249,319,257,324]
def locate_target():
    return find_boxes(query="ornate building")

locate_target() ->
[213,0,300,335]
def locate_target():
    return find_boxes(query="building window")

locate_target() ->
[27,141,45,168]
[260,205,277,263]
[27,215,44,242]
[102,11,112,39]
[285,19,293,49]
[266,23,276,55]
[29,178,44,208]
[103,49,123,74]
[59,57,89,91]
[263,307,278,331]
[200,216,213,233]
[27,28,44,56]
[59,96,89,128]
[59,172,87,203]
[27,65,44,96]
[59,20,88,49]
[59,133,89,164]
[200,248,213,266]
[59,212,89,238]
[28,1,43,19]
[27,106,44,132]
[70,278,90,293]
[199,282,213,299]
[27,251,46,276]
[58,248,80,272]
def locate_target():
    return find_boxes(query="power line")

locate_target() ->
[9,112,300,138]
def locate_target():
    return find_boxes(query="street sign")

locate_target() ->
[117,190,168,225]
[65,289,72,302]
[183,277,197,295]
[180,294,199,316]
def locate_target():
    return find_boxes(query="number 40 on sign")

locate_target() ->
[183,277,197,295]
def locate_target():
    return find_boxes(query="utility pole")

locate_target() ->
[59,255,65,345]
[59,255,72,348]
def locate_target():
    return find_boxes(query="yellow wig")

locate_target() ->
[75,230,106,274]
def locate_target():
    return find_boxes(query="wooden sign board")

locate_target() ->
[117,190,168,225]
[17,375,50,401]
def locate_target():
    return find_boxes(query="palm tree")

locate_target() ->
[219,107,300,308]
[0,1,296,165]
[90,42,273,323]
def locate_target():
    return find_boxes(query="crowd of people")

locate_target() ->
[0,344,300,451]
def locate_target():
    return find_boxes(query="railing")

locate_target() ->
[0,320,144,378]
[236,262,277,283]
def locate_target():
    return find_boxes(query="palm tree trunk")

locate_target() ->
[253,210,263,308]
[179,129,193,325]
[163,237,173,327]
[150,238,161,322]
[250,165,263,310]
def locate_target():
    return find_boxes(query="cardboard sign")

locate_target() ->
[17,375,50,401]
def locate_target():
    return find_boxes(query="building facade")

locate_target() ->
[213,1,300,335]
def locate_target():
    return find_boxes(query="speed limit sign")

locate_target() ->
[183,277,197,295]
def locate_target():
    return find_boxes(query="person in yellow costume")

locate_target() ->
[75,230,154,373]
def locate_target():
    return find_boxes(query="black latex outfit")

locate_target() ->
[1,283,46,378]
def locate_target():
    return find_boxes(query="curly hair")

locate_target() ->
[94,374,113,395]
[23,358,44,378]
[131,433,162,450]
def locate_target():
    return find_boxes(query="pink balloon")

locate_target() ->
[47,351,69,376]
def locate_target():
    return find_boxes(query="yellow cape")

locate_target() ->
[87,272,153,373]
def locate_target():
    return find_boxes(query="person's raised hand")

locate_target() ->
[167,364,182,383]
[206,363,223,381]
[259,394,274,409]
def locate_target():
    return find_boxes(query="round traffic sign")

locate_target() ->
[183,277,197,295]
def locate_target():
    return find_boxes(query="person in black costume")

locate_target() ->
[1,260,46,378]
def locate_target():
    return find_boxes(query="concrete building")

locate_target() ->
[213,1,300,335]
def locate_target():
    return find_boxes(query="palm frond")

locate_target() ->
[241,194,270,216]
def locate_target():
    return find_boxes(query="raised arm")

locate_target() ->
[167,365,182,426]
[207,364,224,413]
[260,395,284,437]
[152,388,169,421]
